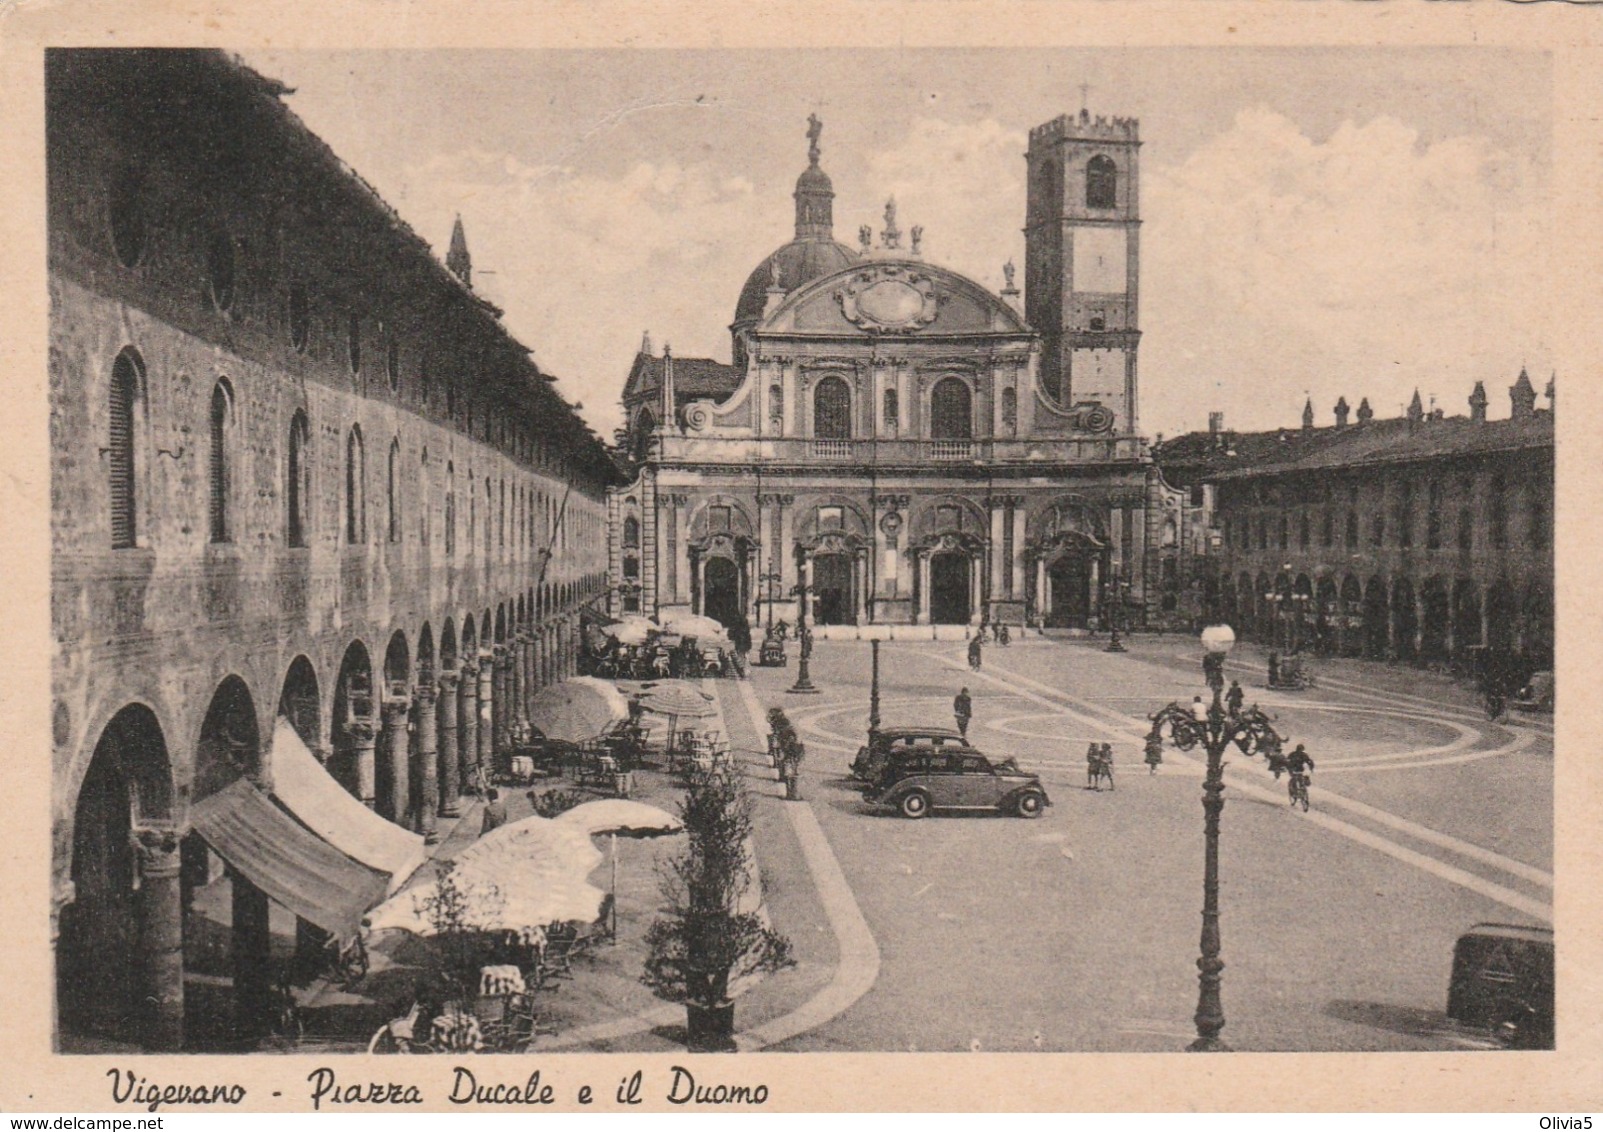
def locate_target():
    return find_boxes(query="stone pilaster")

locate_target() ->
[436,670,461,817]
[133,830,183,1051]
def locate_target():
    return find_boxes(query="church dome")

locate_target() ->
[733,236,858,326]
[732,115,857,328]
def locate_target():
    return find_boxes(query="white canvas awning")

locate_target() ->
[269,717,428,894]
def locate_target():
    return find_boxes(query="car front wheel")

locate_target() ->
[899,790,930,819]
[1015,791,1044,818]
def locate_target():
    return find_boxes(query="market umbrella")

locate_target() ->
[527,677,630,744]
[661,612,729,641]
[555,800,684,942]
[603,620,656,647]
[362,816,605,938]
[640,680,720,752]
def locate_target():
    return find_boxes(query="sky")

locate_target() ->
[244,47,1553,442]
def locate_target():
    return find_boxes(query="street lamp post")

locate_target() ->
[788,572,820,695]
[1290,592,1310,654]
[1104,578,1127,653]
[1262,590,1284,651]
[1144,624,1286,1052]
[868,639,881,747]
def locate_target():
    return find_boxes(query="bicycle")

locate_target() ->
[1288,770,1310,812]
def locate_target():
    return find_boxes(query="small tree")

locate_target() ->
[641,762,794,1050]
[528,787,588,819]
[416,860,502,1004]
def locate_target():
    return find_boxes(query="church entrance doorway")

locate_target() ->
[930,552,970,624]
[703,557,742,632]
[813,553,853,626]
[1048,557,1091,628]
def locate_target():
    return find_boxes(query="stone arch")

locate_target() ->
[688,495,756,544]
[1391,575,1417,661]
[460,615,478,657]
[480,610,492,649]
[1363,575,1389,659]
[441,618,458,671]
[417,623,436,684]
[58,703,175,1047]
[1452,579,1482,660]
[495,605,507,644]
[383,631,410,692]
[1421,576,1451,663]
[798,494,873,545]
[329,640,374,802]
[1340,574,1364,656]
[193,675,261,804]
[1315,576,1338,655]
[277,656,320,752]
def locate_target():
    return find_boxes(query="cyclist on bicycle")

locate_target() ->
[1285,744,1314,807]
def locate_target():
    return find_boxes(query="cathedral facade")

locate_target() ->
[611,111,1177,632]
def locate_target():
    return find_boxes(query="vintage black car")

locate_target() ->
[866,748,1050,819]
[850,726,969,783]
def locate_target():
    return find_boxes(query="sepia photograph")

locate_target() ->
[5,2,1595,1111]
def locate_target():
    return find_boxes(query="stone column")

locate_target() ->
[971,551,984,623]
[380,692,412,825]
[855,548,868,624]
[497,646,515,753]
[133,830,184,1051]
[989,504,1006,604]
[458,659,480,790]
[506,634,525,731]
[916,551,931,623]
[436,670,461,818]
[414,679,439,843]
[1012,505,1027,598]
[231,869,271,1043]
[477,649,494,774]
[349,716,378,810]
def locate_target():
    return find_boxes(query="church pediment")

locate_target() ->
[761,259,1031,338]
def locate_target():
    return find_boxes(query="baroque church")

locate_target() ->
[611,111,1191,632]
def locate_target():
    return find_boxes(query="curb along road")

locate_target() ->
[727,677,882,1051]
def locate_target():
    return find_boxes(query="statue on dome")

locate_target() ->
[911,225,923,255]
[806,113,822,166]
[1003,260,1016,290]
[859,225,872,253]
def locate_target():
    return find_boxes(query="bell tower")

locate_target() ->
[1024,108,1141,434]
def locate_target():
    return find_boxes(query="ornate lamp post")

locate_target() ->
[1290,591,1310,655]
[1262,590,1284,651]
[788,573,820,695]
[1104,578,1128,653]
[1144,624,1286,1052]
[762,568,784,632]
[868,639,882,746]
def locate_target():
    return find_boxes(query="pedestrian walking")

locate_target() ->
[1268,650,1281,688]
[968,634,983,671]
[1191,694,1209,723]
[479,788,507,837]
[1144,734,1163,774]
[1086,742,1100,788]
[954,687,973,740]
[1225,679,1244,717]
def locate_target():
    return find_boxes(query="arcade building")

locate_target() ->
[611,112,1191,633]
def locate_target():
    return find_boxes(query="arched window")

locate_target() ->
[208,380,233,544]
[445,461,456,556]
[1397,481,1414,548]
[287,410,310,547]
[769,383,784,424]
[484,479,492,558]
[1086,155,1117,210]
[1490,475,1507,549]
[623,516,640,549]
[1427,481,1444,549]
[1001,386,1018,433]
[108,350,142,548]
[345,426,365,544]
[882,388,899,429]
[387,438,401,543]
[813,377,851,439]
[930,377,973,440]
[499,480,506,550]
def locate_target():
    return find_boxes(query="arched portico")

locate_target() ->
[58,703,180,1050]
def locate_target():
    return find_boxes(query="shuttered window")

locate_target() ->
[287,412,310,547]
[209,382,230,543]
[108,353,139,548]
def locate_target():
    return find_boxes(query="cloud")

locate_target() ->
[402,107,1549,442]
[1141,107,1550,436]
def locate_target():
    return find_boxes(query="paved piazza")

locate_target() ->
[745,633,1552,1052]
